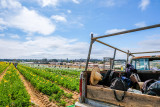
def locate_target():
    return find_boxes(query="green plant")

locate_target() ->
[0,62,9,74]
[17,65,69,103]
[65,93,73,99]
[0,64,30,107]
[58,100,66,107]
[19,64,80,92]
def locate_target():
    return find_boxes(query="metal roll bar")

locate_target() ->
[131,51,160,54]
[85,24,160,71]
[92,24,160,40]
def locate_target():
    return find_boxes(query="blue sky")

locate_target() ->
[0,0,160,59]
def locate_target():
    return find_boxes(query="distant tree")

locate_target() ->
[70,60,73,63]
[51,59,58,62]
[98,61,104,64]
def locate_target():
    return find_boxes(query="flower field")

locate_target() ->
[0,62,9,74]
[34,65,81,77]
[17,64,78,106]
[19,64,80,92]
[0,62,80,106]
[0,64,30,107]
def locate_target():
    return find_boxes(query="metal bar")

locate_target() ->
[81,71,86,103]
[126,50,129,64]
[103,57,105,70]
[126,50,130,70]
[95,40,134,57]
[82,34,94,103]
[131,54,135,57]
[85,34,94,71]
[93,24,160,40]
[110,58,112,70]
[112,49,116,69]
[131,51,160,54]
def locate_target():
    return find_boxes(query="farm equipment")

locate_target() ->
[76,24,160,107]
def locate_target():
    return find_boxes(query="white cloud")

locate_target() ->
[79,23,84,27]
[99,0,127,7]
[99,0,115,7]
[7,7,55,35]
[0,18,7,31]
[0,35,122,59]
[93,33,99,37]
[138,39,160,50]
[135,22,146,27]
[104,0,115,7]
[0,36,89,59]
[51,15,67,22]
[105,28,126,34]
[66,16,84,28]
[146,35,160,39]
[0,26,6,31]
[139,0,150,11]
[26,33,33,37]
[0,0,22,9]
[37,0,58,7]
[127,36,160,56]
[0,34,5,37]
[9,34,20,39]
[0,18,6,25]
[26,37,32,40]
[36,0,80,7]
[67,10,72,13]
[3,33,153,59]
[0,0,56,35]
[72,0,80,4]
[1,0,83,35]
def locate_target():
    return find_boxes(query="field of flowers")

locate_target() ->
[35,65,81,76]
[0,64,30,107]
[0,62,80,106]
[17,65,74,106]
[20,64,80,92]
[0,62,9,74]
[30,64,81,77]
[44,67,80,78]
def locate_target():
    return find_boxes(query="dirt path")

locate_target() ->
[36,75,79,106]
[59,85,79,100]
[57,84,79,106]
[0,66,10,81]
[18,71,57,107]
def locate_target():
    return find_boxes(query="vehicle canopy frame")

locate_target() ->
[85,24,160,71]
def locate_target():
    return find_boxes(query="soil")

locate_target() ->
[39,77,79,106]
[18,70,57,107]
[58,84,79,106]
[0,66,10,81]
[29,63,80,105]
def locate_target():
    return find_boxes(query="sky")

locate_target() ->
[0,0,160,59]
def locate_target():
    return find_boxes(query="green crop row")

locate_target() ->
[17,65,72,106]
[36,68,80,80]
[0,62,9,74]
[44,67,80,78]
[19,65,79,92]
[22,63,81,77]
[0,64,30,107]
[33,67,80,79]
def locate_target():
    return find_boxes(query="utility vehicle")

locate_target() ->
[76,24,160,107]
